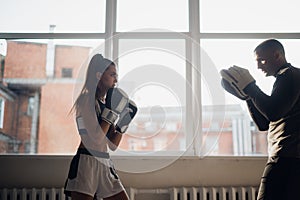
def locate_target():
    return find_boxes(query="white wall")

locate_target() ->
[0,155,267,189]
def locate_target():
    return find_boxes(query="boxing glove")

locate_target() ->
[220,65,255,94]
[221,78,249,100]
[101,88,129,125]
[116,100,138,133]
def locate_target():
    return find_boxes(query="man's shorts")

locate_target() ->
[64,148,125,199]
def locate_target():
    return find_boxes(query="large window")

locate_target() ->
[1,0,299,156]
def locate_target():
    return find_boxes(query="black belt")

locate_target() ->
[77,148,110,159]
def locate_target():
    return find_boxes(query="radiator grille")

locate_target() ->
[1,186,258,200]
[169,187,258,200]
[0,188,65,200]
[129,186,258,200]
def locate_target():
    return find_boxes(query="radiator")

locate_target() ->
[169,187,258,200]
[0,188,65,200]
[0,186,258,200]
[128,186,258,200]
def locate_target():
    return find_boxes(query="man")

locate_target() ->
[220,39,300,200]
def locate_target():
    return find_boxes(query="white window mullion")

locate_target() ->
[189,0,202,156]
[0,98,5,129]
[105,0,117,59]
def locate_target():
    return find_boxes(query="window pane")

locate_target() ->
[1,39,105,154]
[117,0,189,32]
[200,39,270,156]
[200,0,300,33]
[117,39,186,154]
[200,39,300,156]
[0,0,106,33]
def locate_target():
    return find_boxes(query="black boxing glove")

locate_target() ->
[116,100,138,133]
[101,88,129,125]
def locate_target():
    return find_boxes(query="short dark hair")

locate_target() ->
[254,39,285,55]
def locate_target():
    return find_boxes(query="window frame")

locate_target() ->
[1,0,300,156]
[0,97,5,129]
[61,67,73,78]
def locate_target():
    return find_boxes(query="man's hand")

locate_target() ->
[221,78,249,100]
[220,65,255,100]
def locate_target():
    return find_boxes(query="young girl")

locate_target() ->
[64,54,136,200]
